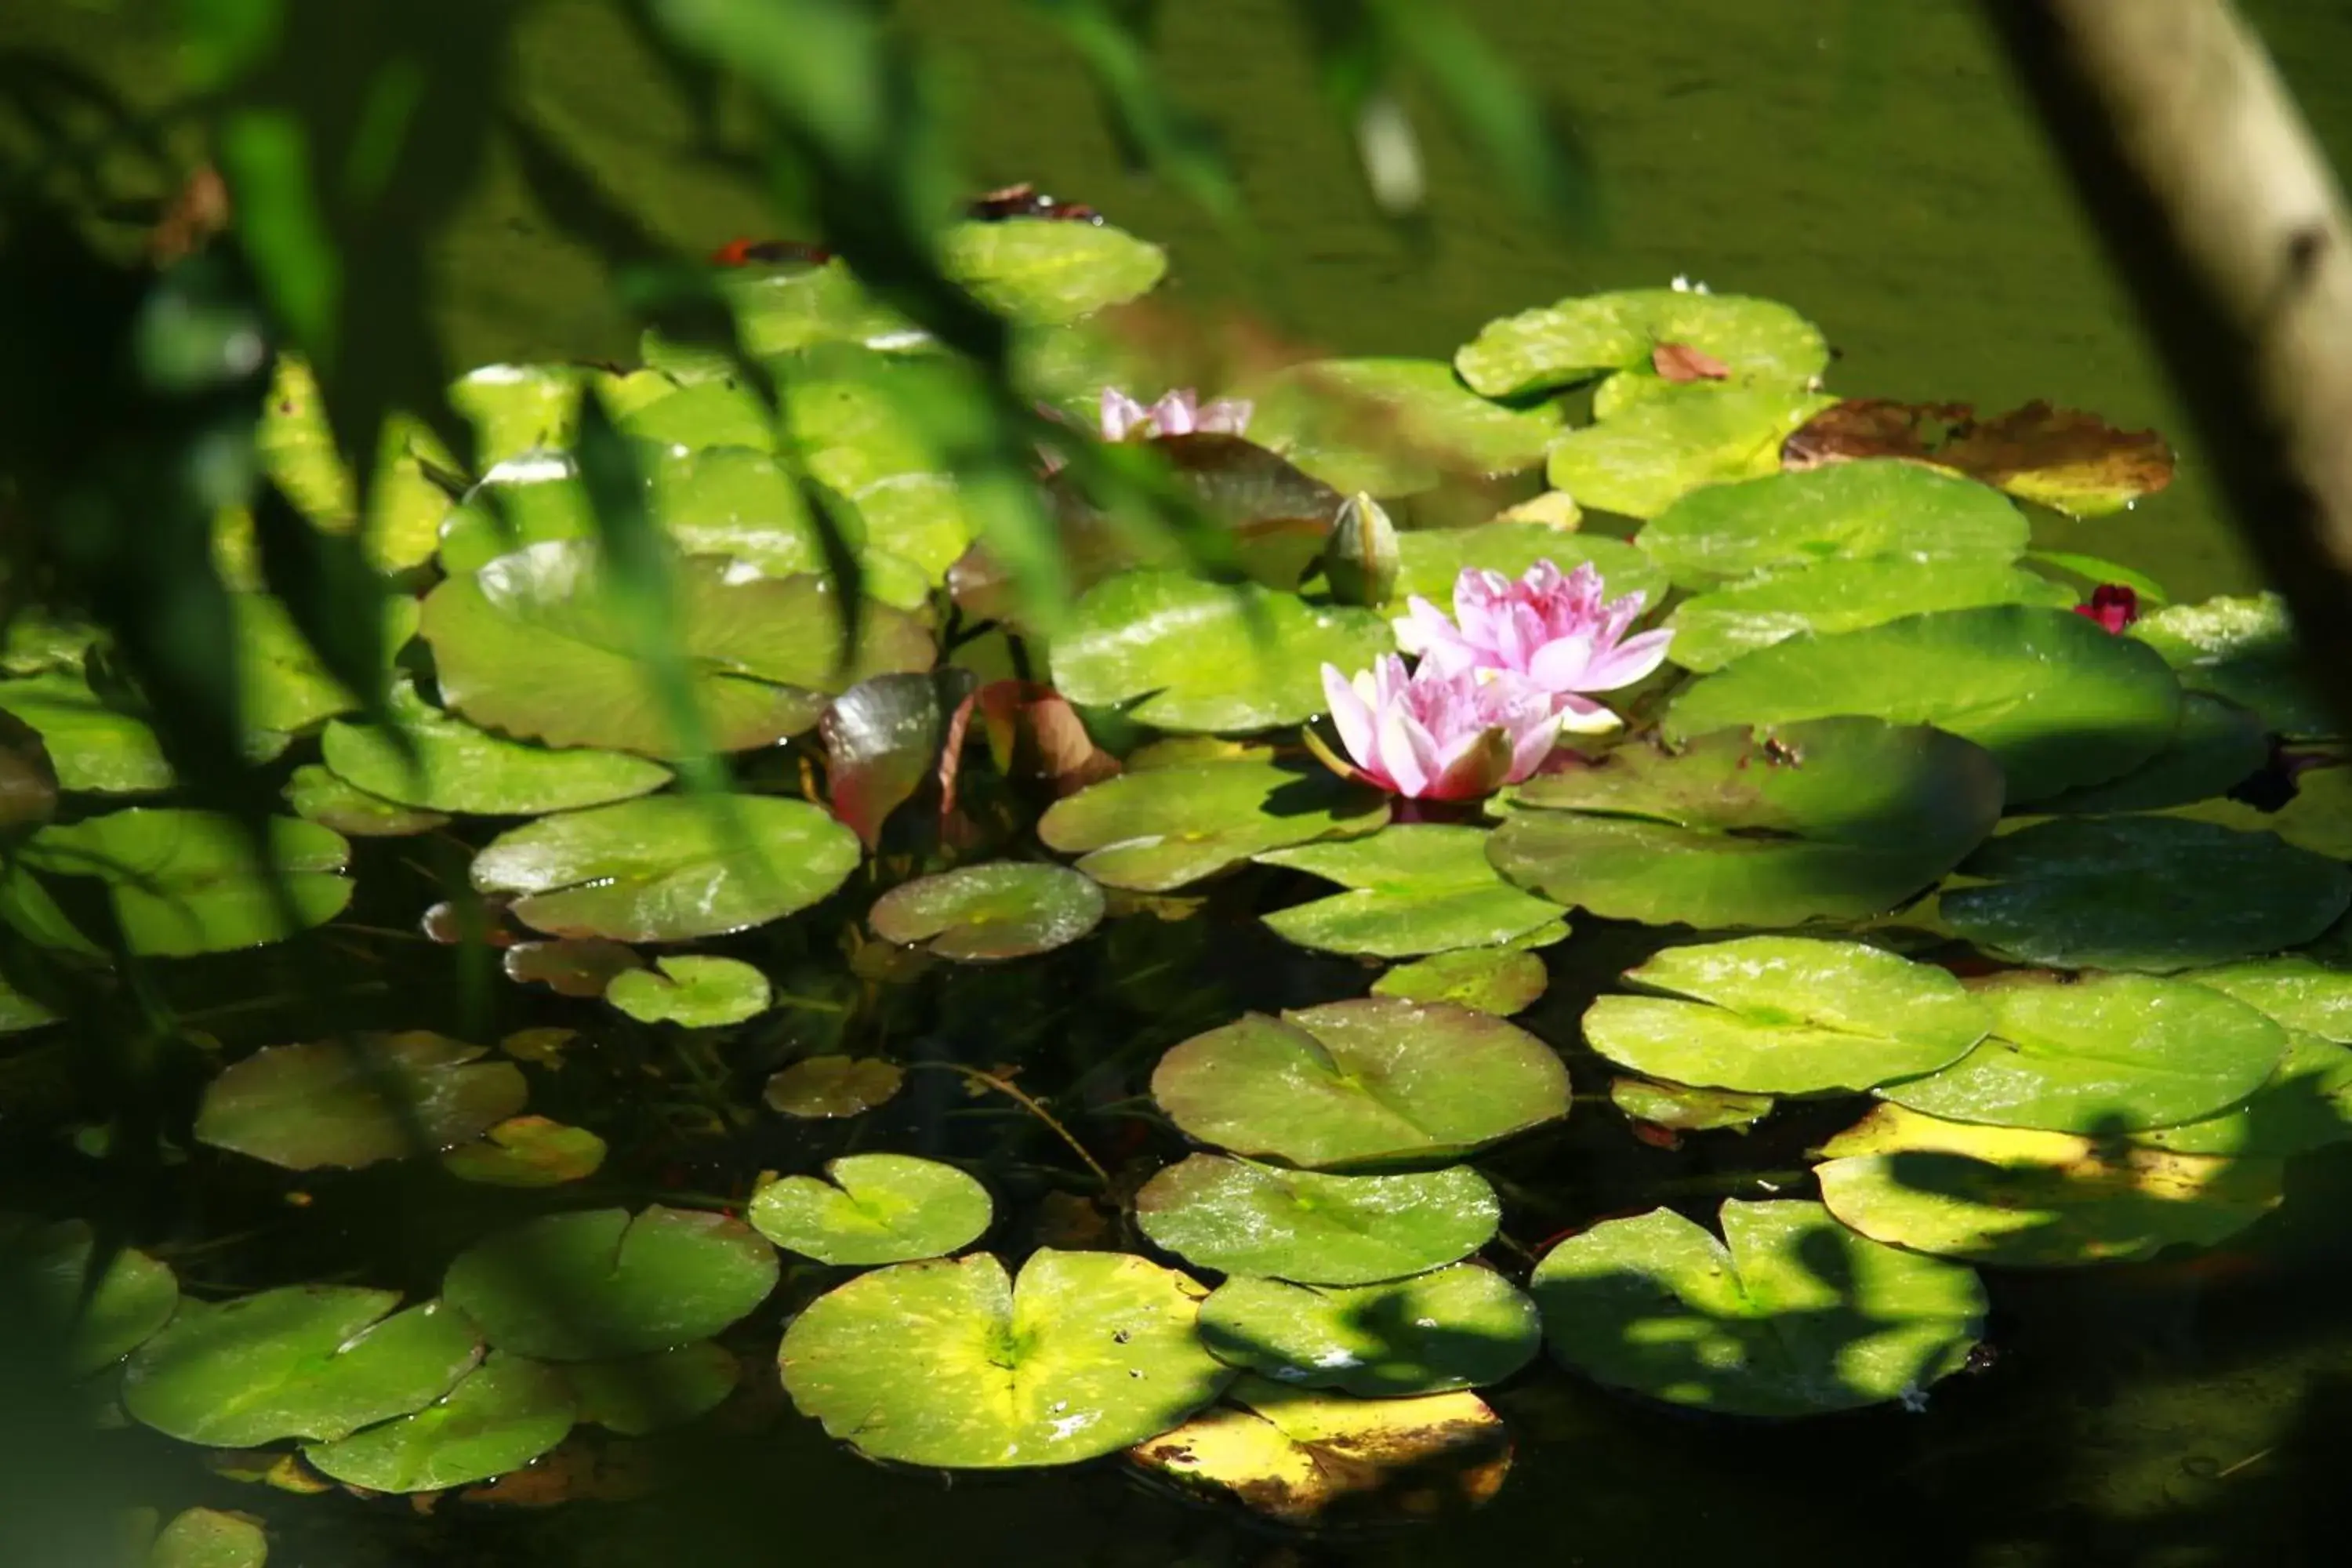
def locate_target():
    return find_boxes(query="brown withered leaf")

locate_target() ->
[0,710,58,830]
[820,670,975,849]
[503,938,644,997]
[978,681,1120,793]
[1653,341,1730,383]
[1782,397,2174,517]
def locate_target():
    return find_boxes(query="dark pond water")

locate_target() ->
[13,2,2352,1563]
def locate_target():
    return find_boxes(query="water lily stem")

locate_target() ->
[907,1062,1111,1189]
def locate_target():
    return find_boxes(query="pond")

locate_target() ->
[8,2,2352,1564]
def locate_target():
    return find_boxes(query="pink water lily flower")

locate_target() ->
[1395,560,1673,734]
[1098,386,1254,441]
[1319,655,1562,801]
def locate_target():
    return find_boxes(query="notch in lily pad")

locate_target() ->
[749,1152,993,1265]
[1256,824,1567,959]
[605,955,772,1027]
[869,862,1105,961]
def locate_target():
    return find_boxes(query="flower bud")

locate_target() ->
[1324,492,1400,607]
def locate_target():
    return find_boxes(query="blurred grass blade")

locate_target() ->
[250,479,399,735]
[1028,0,1244,228]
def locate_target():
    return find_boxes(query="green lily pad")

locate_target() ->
[1530,1199,1986,1417]
[1243,358,1566,496]
[1198,1265,1540,1396]
[2186,956,2352,1041]
[778,1248,1230,1468]
[256,362,452,572]
[1664,605,2183,804]
[1258,826,1566,958]
[723,262,925,358]
[147,1508,267,1568]
[868,862,1105,961]
[439,1116,608,1187]
[2132,591,2335,738]
[2173,764,2352,861]
[617,377,777,453]
[565,1341,740,1436]
[1940,816,2351,972]
[1664,559,2074,673]
[605,956,772,1027]
[1389,525,1666,612]
[942,219,1167,325]
[16,810,352,956]
[1456,289,1827,401]
[764,1056,906,1118]
[448,363,584,462]
[1544,385,1836,519]
[1609,1078,1776,1134]
[6,1220,180,1374]
[422,540,934,757]
[2034,693,2270,815]
[122,1287,482,1445]
[1875,971,2287,1134]
[236,592,416,739]
[1487,719,2003,928]
[434,451,596,575]
[443,1207,778,1363]
[1581,936,1988,1095]
[1136,1156,1499,1284]
[285,764,449,837]
[1637,459,2029,590]
[748,1152,993,1266]
[1814,1102,2285,1267]
[1151,998,1570,1168]
[1047,571,1393,734]
[194,1032,529,1171]
[1039,753,1388,892]
[470,795,861,943]
[2129,1031,2352,1157]
[302,1355,576,1494]
[0,671,172,793]
[322,680,673,815]
[1372,948,1548,1015]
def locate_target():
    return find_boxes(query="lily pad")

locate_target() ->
[1048,571,1393,733]
[1390,525,1665,612]
[565,1341,740,1436]
[2131,592,2336,738]
[1530,1199,1986,1417]
[285,764,449,837]
[1040,753,1387,892]
[1258,826,1566,958]
[440,1116,608,1187]
[1198,1265,1539,1396]
[1150,998,1570,1168]
[2129,1031,2352,1157]
[122,1288,482,1446]
[1665,560,2074,673]
[1135,1156,1500,1284]
[724,261,926,358]
[1875,971,2287,1134]
[422,541,933,757]
[235,592,415,739]
[1581,936,1988,1095]
[470,795,861,943]
[764,1056,906,1118]
[322,680,673,815]
[0,671,172,793]
[6,1220,180,1374]
[448,363,584,462]
[1780,397,2174,517]
[1127,1376,1512,1527]
[1243,358,1566,496]
[1636,459,2029,591]
[1488,719,2003,928]
[2175,764,2352,861]
[748,1152,993,1266]
[1372,948,1548,1016]
[504,938,645,996]
[1544,385,1836,519]
[1814,1102,2285,1266]
[442,1207,779,1362]
[302,1355,576,1494]
[16,810,352,956]
[1456,289,1827,401]
[617,377,776,453]
[1610,1077,1776,1134]
[1939,816,2351,972]
[605,956,772,1027]
[194,1033,529,1171]
[778,1248,1231,1468]
[1664,605,2182,803]
[941,219,1167,325]
[820,670,967,848]
[147,1508,267,1568]
[868,862,1105,961]
[2186,956,2352,1041]
[2034,693,2270,815]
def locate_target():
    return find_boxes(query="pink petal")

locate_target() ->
[1527,633,1599,692]
[1323,664,1377,771]
[1100,388,1148,441]
[1197,397,1253,434]
[1377,706,1438,798]
[1505,709,1563,782]
[1577,627,1675,691]
[1148,389,1200,435]
[1553,693,1626,735]
[1429,726,1515,800]
[1393,597,1461,660]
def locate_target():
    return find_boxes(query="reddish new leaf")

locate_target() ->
[821,671,976,848]
[1782,397,2174,517]
[1652,342,1730,383]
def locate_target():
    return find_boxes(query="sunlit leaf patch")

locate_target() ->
[1040,752,1388,892]
[302,1354,576,1494]
[1197,1265,1540,1396]
[194,1033,529,1171]
[749,1152,993,1265]
[1135,1155,1500,1284]
[868,862,1106,961]
[1257,825,1567,958]
[604,955,772,1027]
[1372,947,1548,1016]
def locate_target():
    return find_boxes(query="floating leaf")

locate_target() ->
[2034,694,2269,815]
[1456,289,1826,401]
[868,863,1105,961]
[1609,1078,1775,1134]
[1940,817,2350,972]
[16,810,352,956]
[2186,956,2352,1042]
[1243,358,1566,496]
[1664,605,2182,803]
[749,1152,993,1265]
[820,672,964,848]
[2130,1031,2352,1157]
[322,680,672,815]
[440,1116,608,1188]
[1127,1376,1512,1528]
[471,796,861,943]
[123,1289,481,1446]
[1814,1102,2285,1267]
[1581,936,1987,1095]
[6,1220,180,1374]
[235,592,414,739]
[780,1249,1229,1468]
[605,956,772,1027]
[1040,753,1387,892]
[302,1355,576,1494]
[764,1056,906,1119]
[1530,1200,1986,1417]
[1489,719,2002,928]
[1372,948,1548,1015]
[618,376,777,452]
[1136,1156,1499,1284]
[1198,1265,1539,1396]
[2175,763,2352,860]
[1257,826,1566,958]
[0,671,172,793]
[565,1341,739,1436]
[448,363,583,462]
[1664,560,2074,673]
[1389,525,1664,612]
[147,1508,267,1568]
[1048,571,1392,733]
[285,765,448,837]
[442,1207,779,1362]
[1544,385,1835,519]
[504,938,644,996]
[2131,592,2336,738]
[942,219,1167,325]
[1780,397,2174,517]
[195,1033,528,1171]
[722,261,926,358]
[1875,971,2286,1134]
[1151,999,1570,1168]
